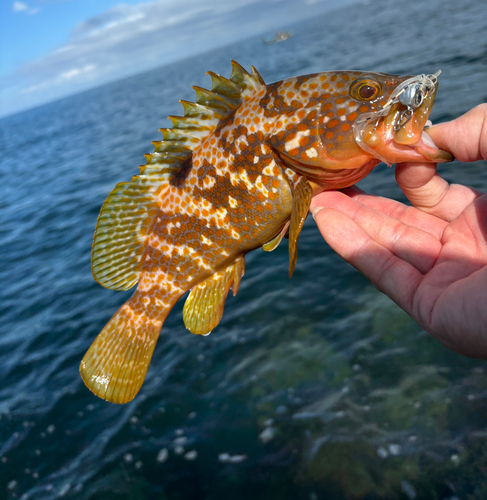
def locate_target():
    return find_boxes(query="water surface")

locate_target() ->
[1,0,487,498]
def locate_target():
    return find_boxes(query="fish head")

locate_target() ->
[316,70,453,166]
[349,71,453,165]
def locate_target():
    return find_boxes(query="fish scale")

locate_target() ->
[81,61,453,404]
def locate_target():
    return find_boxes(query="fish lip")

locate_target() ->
[363,121,454,165]
[393,128,454,163]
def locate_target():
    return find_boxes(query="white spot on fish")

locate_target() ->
[284,135,301,152]
[200,235,214,246]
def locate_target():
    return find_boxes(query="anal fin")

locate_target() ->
[289,176,312,277]
[183,257,245,335]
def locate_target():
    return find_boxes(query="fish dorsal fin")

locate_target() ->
[183,257,245,335]
[92,62,265,291]
[148,60,265,168]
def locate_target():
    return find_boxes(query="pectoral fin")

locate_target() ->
[289,176,312,277]
[183,257,245,335]
[263,221,290,252]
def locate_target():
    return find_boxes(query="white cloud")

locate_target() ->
[1,0,348,117]
[13,1,28,11]
[21,64,97,94]
[60,64,96,81]
[13,1,39,14]
[12,0,265,99]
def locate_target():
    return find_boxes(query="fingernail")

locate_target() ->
[310,206,324,220]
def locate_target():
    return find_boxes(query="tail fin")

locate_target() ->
[80,299,162,404]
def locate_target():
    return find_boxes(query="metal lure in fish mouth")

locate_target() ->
[353,71,454,165]
[394,71,440,131]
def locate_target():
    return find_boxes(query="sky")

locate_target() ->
[0,0,351,118]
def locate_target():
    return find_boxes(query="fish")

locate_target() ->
[80,61,453,404]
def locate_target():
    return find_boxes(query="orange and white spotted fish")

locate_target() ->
[80,61,453,403]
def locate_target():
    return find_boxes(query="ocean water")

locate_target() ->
[1,0,487,498]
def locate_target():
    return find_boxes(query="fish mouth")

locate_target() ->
[403,127,454,162]
[354,73,454,164]
[377,119,454,163]
[388,85,453,163]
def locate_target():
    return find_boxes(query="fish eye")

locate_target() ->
[350,79,382,102]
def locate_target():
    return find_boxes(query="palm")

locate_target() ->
[419,197,487,353]
[311,186,487,359]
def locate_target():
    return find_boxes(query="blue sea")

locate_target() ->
[1,0,487,498]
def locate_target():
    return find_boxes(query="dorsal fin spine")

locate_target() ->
[142,61,265,174]
[206,71,241,98]
[251,66,266,86]
[179,100,225,120]
[168,114,215,130]
[229,60,262,97]
[193,86,238,112]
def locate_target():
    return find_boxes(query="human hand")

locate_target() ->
[310,104,487,359]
